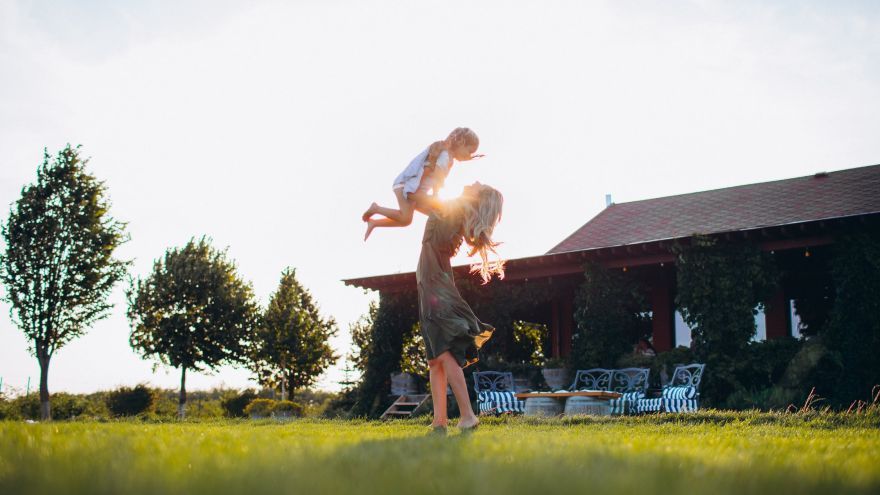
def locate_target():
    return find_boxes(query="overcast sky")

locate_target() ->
[1,0,878,395]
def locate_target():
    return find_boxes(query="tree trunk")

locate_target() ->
[38,351,51,421]
[178,366,187,419]
[281,377,287,402]
[287,372,294,402]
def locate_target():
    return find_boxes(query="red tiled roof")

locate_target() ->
[548,164,880,254]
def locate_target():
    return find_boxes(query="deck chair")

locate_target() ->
[473,371,524,415]
[636,363,705,413]
[609,368,650,415]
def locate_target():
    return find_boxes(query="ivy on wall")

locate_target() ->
[571,262,651,372]
[673,235,778,405]
[820,230,880,406]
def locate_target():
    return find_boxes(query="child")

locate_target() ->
[362,127,482,240]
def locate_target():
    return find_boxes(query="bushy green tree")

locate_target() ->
[249,268,337,401]
[127,237,258,418]
[0,145,129,420]
[349,301,377,375]
[352,292,418,417]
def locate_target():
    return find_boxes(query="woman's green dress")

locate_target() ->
[417,203,494,368]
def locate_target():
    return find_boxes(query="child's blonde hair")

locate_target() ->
[426,127,480,168]
[459,184,505,284]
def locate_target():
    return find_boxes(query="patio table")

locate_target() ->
[514,391,622,416]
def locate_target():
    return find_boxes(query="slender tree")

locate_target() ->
[127,237,258,418]
[250,268,337,401]
[0,145,129,420]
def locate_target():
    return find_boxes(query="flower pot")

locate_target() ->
[513,377,531,393]
[541,368,569,390]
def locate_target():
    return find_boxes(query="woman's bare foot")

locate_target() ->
[363,219,377,241]
[362,202,379,222]
[457,417,479,430]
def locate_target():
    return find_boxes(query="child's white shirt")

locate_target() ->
[392,148,451,197]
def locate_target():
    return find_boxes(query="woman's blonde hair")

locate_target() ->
[459,184,505,284]
[426,127,480,168]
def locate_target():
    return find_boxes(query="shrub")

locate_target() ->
[52,393,91,419]
[6,393,90,420]
[14,394,41,419]
[106,385,155,417]
[272,400,304,418]
[220,389,259,418]
[244,398,275,418]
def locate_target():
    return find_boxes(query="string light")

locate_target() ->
[622,267,628,272]
[805,249,811,258]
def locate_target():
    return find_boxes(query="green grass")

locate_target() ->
[1,412,879,495]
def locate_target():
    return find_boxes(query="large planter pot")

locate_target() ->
[513,377,531,393]
[541,368,569,390]
[390,372,418,395]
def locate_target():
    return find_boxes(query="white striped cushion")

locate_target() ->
[636,397,663,413]
[663,398,699,413]
[610,391,645,415]
[477,391,524,415]
[662,386,696,400]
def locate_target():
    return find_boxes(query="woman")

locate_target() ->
[417,181,505,433]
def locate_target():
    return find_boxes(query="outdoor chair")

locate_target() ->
[608,368,650,415]
[569,368,613,392]
[636,363,705,413]
[473,371,524,415]
[569,368,648,415]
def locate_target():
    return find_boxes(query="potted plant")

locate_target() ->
[541,357,570,390]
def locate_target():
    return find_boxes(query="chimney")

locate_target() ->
[605,194,613,208]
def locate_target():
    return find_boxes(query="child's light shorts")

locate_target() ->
[392,181,430,200]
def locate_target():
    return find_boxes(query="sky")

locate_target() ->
[1,0,878,395]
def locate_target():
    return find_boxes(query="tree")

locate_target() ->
[127,237,258,418]
[249,268,337,401]
[0,145,129,420]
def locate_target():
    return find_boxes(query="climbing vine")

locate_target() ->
[820,230,880,406]
[571,262,651,372]
[673,235,778,405]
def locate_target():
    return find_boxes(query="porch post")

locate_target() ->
[650,269,674,352]
[561,293,574,357]
[550,299,561,358]
[765,288,789,340]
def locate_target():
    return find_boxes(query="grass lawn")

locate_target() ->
[1,411,878,495]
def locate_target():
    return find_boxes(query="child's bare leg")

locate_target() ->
[363,189,418,240]
[368,188,415,225]
[438,351,478,429]
[364,217,408,241]
[428,357,448,427]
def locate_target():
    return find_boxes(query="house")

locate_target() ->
[344,164,880,357]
